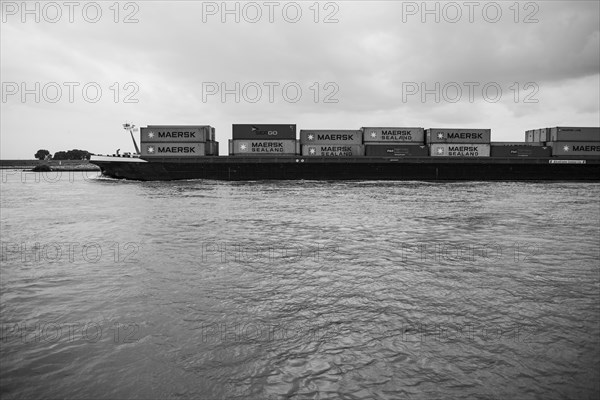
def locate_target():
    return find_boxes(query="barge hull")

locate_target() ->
[91,156,600,181]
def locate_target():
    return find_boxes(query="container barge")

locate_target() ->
[89,124,600,181]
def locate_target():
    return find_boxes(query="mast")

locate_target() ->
[123,123,140,154]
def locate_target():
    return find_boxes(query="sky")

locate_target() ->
[1,0,599,158]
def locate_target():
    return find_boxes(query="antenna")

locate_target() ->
[123,123,140,154]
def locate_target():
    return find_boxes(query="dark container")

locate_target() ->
[491,146,551,157]
[365,144,428,157]
[232,124,296,140]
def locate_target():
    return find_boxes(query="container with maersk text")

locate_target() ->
[549,127,600,142]
[362,127,425,143]
[232,124,296,140]
[141,126,210,142]
[426,128,491,144]
[429,144,491,157]
[365,144,428,157]
[302,145,364,157]
[229,140,297,155]
[547,142,600,157]
[141,142,207,157]
[300,130,363,145]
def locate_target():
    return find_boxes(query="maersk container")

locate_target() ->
[547,142,600,157]
[141,142,207,157]
[426,129,491,144]
[362,127,425,143]
[429,144,491,157]
[300,130,363,145]
[232,124,296,140]
[141,126,210,142]
[365,144,428,157]
[491,145,551,157]
[549,127,600,142]
[302,145,365,157]
[229,140,297,155]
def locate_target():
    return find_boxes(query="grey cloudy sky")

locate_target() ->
[1,0,599,158]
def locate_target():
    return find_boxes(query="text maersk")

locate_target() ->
[157,131,197,138]
[443,132,484,139]
[317,134,355,141]
[252,142,285,152]
[383,131,413,140]
[572,145,599,152]
[449,146,480,156]
[157,146,197,153]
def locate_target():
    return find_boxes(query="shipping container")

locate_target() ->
[539,128,550,142]
[206,141,219,156]
[547,142,600,157]
[229,140,297,155]
[533,130,540,143]
[365,144,428,157]
[426,128,491,144]
[429,144,491,157]
[362,127,425,143]
[232,124,296,140]
[549,127,600,142]
[210,127,216,141]
[141,126,210,142]
[525,131,534,142]
[300,130,363,145]
[491,145,551,157]
[141,142,207,157]
[491,142,544,146]
[301,145,365,157]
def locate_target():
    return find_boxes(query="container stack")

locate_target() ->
[299,130,364,157]
[490,142,551,157]
[229,124,297,156]
[139,125,218,157]
[361,127,428,157]
[544,127,600,158]
[426,128,491,157]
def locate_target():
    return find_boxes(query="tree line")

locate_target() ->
[34,149,93,160]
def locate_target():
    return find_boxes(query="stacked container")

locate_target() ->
[426,128,491,157]
[300,130,364,157]
[361,127,427,157]
[545,127,600,158]
[139,125,218,157]
[229,124,297,156]
[490,142,551,158]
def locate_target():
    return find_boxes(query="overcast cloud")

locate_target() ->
[1,0,599,158]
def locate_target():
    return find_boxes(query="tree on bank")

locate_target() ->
[52,149,93,160]
[34,149,50,160]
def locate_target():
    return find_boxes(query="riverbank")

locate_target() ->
[0,159,100,171]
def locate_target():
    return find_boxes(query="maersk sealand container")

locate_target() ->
[426,129,491,144]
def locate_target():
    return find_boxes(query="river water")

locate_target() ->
[1,169,598,399]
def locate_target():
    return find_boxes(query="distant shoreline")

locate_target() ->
[0,159,100,171]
